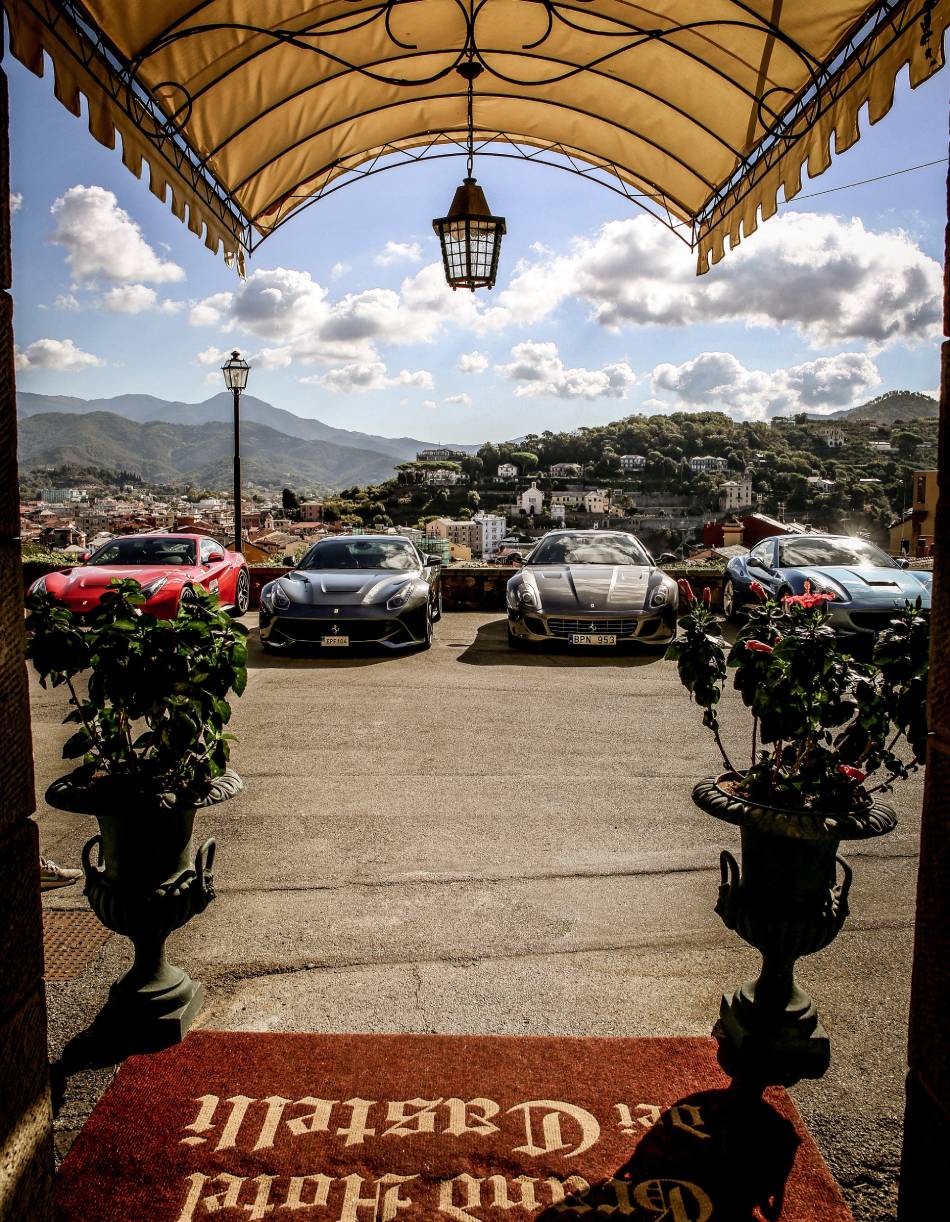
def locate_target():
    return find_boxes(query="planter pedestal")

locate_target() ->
[48,769,243,1051]
[693,775,897,1082]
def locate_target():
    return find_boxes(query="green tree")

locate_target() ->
[510,450,539,471]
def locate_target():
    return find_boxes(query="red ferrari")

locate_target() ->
[28,533,251,619]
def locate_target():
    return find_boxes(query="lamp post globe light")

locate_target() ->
[221,350,250,550]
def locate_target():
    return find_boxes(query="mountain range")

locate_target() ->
[801,390,939,424]
[17,391,477,491]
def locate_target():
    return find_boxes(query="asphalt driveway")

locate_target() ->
[33,612,922,1220]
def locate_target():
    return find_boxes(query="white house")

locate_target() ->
[689,455,728,473]
[519,482,544,515]
[472,513,507,557]
[620,454,647,472]
[550,504,566,523]
[718,475,754,512]
[424,468,464,486]
[550,462,583,478]
[496,462,518,479]
[820,427,846,448]
[806,476,836,493]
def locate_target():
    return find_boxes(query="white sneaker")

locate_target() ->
[39,857,82,891]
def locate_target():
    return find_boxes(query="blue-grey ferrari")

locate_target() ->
[722,533,931,638]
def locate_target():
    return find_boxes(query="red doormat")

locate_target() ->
[56,1032,851,1221]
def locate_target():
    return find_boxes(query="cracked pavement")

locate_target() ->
[34,612,920,1220]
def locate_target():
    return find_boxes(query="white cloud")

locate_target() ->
[10,192,22,215]
[330,261,350,280]
[52,293,79,311]
[495,212,942,350]
[498,340,636,400]
[444,392,473,406]
[650,350,881,419]
[375,240,423,266]
[188,291,234,329]
[50,185,184,284]
[100,284,182,314]
[195,346,228,367]
[422,398,438,409]
[302,361,434,394]
[15,337,103,372]
[457,349,490,373]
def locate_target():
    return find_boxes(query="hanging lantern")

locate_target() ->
[433,56,505,290]
[433,177,506,291]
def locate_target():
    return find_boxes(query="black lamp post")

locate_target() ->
[433,60,506,290]
[221,350,250,549]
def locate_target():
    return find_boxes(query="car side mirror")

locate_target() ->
[657,552,677,564]
[80,550,90,563]
[207,549,224,563]
[898,557,910,569]
[424,554,443,566]
[509,555,524,568]
[282,554,295,567]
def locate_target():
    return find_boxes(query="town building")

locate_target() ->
[420,536,451,565]
[417,447,468,463]
[620,454,647,472]
[550,462,583,478]
[472,513,507,558]
[424,468,464,486]
[806,476,835,493]
[889,469,938,556]
[689,455,728,473]
[820,426,846,448]
[718,475,754,512]
[582,489,609,514]
[550,490,583,509]
[299,500,323,522]
[40,487,83,503]
[519,482,544,515]
[444,519,482,554]
[496,463,518,479]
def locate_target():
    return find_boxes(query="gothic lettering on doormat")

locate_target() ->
[54,1033,853,1221]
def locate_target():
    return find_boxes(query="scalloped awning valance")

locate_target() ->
[4,0,948,274]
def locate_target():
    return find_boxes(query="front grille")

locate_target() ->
[848,611,906,632]
[546,616,642,638]
[274,617,404,643]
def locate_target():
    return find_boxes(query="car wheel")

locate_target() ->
[417,603,433,651]
[723,578,740,623]
[433,589,443,622]
[232,567,250,615]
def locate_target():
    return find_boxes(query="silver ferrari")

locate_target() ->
[506,529,678,648]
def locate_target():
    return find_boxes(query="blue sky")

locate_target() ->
[7,48,949,445]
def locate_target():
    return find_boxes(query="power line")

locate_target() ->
[781,156,948,204]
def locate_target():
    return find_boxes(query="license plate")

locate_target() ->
[321,636,349,647]
[570,633,616,645]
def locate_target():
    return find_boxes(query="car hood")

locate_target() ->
[53,564,194,593]
[525,565,655,612]
[279,568,422,606]
[795,565,932,606]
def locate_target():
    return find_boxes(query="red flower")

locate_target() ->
[749,580,767,602]
[837,765,866,783]
[702,586,712,607]
[745,640,773,654]
[783,590,836,609]
[677,578,696,604]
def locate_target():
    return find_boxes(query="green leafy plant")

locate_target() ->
[26,579,248,802]
[666,579,929,812]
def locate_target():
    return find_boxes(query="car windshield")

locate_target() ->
[528,534,651,566]
[87,537,196,566]
[778,537,898,569]
[298,539,418,571]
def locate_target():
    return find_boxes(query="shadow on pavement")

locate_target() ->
[244,626,418,669]
[456,617,667,668]
[533,1085,799,1222]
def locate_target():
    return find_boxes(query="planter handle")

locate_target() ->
[715,849,741,931]
[81,833,102,877]
[833,854,853,927]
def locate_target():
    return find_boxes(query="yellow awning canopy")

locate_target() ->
[5,1,948,273]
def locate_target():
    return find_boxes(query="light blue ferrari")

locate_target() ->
[722,534,931,638]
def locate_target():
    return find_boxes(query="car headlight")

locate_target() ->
[263,581,291,610]
[386,583,414,611]
[519,586,538,608]
[809,579,848,602]
[139,576,168,600]
[30,575,48,595]
[650,583,670,607]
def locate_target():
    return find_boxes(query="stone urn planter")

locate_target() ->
[693,773,896,1080]
[667,578,929,1080]
[25,577,249,1049]
[46,770,243,1048]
